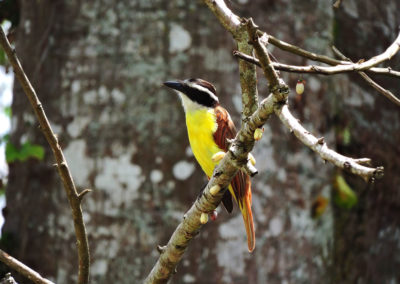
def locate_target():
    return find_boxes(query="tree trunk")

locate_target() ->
[331,1,400,283]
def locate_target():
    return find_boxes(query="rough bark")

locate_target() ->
[331,1,400,283]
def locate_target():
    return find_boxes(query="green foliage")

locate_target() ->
[0,48,6,66]
[333,174,358,209]
[5,139,45,163]
[3,106,11,118]
[342,126,351,146]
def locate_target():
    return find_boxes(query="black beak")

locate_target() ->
[163,80,185,92]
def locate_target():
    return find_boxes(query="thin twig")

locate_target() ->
[332,46,400,106]
[245,18,281,89]
[268,35,348,66]
[233,50,400,77]
[303,32,400,74]
[268,34,400,78]
[275,104,384,182]
[0,249,55,284]
[0,26,90,284]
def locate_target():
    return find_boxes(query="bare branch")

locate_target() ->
[0,249,55,284]
[275,104,384,182]
[268,34,348,66]
[78,188,93,202]
[204,0,259,119]
[146,1,387,282]
[268,34,400,78]
[358,72,400,106]
[332,46,400,107]
[0,27,90,284]
[304,32,400,74]
[203,0,241,34]
[234,50,341,74]
[245,18,281,89]
[237,40,259,118]
[233,50,400,78]
[144,92,280,283]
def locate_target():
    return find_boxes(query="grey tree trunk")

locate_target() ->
[331,1,400,283]
[2,0,399,283]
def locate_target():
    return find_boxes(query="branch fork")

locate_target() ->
[145,1,390,282]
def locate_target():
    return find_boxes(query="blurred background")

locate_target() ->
[0,0,399,283]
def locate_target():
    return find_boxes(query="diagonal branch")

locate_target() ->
[332,46,400,107]
[146,1,387,282]
[275,104,384,182]
[204,0,259,119]
[0,27,90,284]
[203,0,241,35]
[245,18,281,89]
[144,93,280,283]
[0,249,55,284]
[145,3,286,282]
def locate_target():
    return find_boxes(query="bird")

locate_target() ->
[163,78,255,252]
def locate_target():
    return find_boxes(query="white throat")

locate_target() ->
[178,93,209,112]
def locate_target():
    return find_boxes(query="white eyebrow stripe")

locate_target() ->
[187,82,219,102]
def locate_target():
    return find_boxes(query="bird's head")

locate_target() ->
[163,78,219,111]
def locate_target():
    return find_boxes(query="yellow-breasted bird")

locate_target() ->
[164,78,255,252]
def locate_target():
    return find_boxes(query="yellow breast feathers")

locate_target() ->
[185,108,221,178]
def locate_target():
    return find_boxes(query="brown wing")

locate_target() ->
[213,105,236,151]
[213,106,247,207]
[214,106,255,251]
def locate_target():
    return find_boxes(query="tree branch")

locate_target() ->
[245,18,281,90]
[275,104,384,182]
[204,0,259,119]
[268,34,400,78]
[233,50,400,78]
[146,1,388,282]
[0,249,55,284]
[241,18,382,181]
[237,39,259,119]
[300,32,400,74]
[144,92,281,283]
[0,27,90,284]
[203,0,241,35]
[332,46,400,107]
[268,34,348,66]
